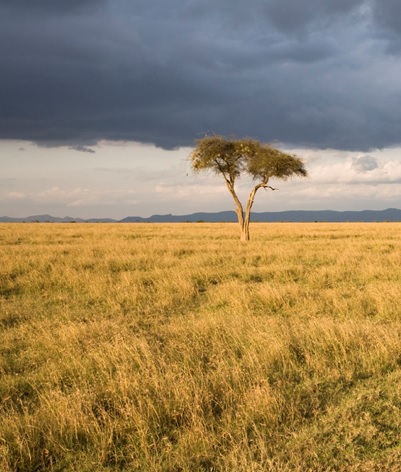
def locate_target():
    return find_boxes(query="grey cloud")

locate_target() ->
[268,37,339,63]
[371,0,401,54]
[69,146,96,153]
[262,0,364,34]
[372,0,401,35]
[0,0,105,14]
[0,178,17,186]
[352,155,379,172]
[1,0,401,151]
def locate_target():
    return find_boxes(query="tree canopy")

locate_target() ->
[190,135,308,240]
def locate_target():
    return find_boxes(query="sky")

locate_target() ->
[1,0,401,219]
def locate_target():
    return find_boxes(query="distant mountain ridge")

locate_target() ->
[0,214,116,223]
[2,208,401,223]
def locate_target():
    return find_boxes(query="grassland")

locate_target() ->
[2,222,401,471]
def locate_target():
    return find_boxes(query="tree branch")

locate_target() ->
[263,185,279,191]
[214,158,231,186]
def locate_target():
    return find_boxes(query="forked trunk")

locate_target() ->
[225,179,263,241]
[240,184,262,241]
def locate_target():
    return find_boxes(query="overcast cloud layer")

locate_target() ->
[1,0,401,151]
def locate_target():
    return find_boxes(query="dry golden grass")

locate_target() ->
[2,222,401,471]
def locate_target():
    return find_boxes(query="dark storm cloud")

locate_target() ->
[1,0,401,150]
[372,0,401,34]
[371,0,401,54]
[262,0,363,33]
[1,0,105,14]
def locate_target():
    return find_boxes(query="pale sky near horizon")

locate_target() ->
[1,0,401,219]
[3,139,401,219]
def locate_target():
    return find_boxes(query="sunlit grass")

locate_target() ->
[1,222,401,471]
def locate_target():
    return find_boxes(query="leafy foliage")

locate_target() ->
[246,145,308,182]
[191,136,244,183]
[190,135,307,185]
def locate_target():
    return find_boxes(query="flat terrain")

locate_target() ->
[2,222,401,471]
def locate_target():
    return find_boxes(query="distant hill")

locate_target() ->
[121,208,401,222]
[2,208,401,223]
[0,214,112,223]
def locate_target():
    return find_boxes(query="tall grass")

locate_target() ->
[1,223,401,471]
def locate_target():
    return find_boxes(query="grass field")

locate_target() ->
[2,222,401,471]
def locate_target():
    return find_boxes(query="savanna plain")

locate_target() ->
[2,222,401,472]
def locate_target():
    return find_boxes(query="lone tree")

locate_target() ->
[190,135,308,241]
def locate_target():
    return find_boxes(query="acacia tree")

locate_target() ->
[190,135,308,241]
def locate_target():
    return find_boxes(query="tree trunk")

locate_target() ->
[240,184,263,242]
[224,179,263,241]
[240,221,250,241]
[224,180,247,241]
